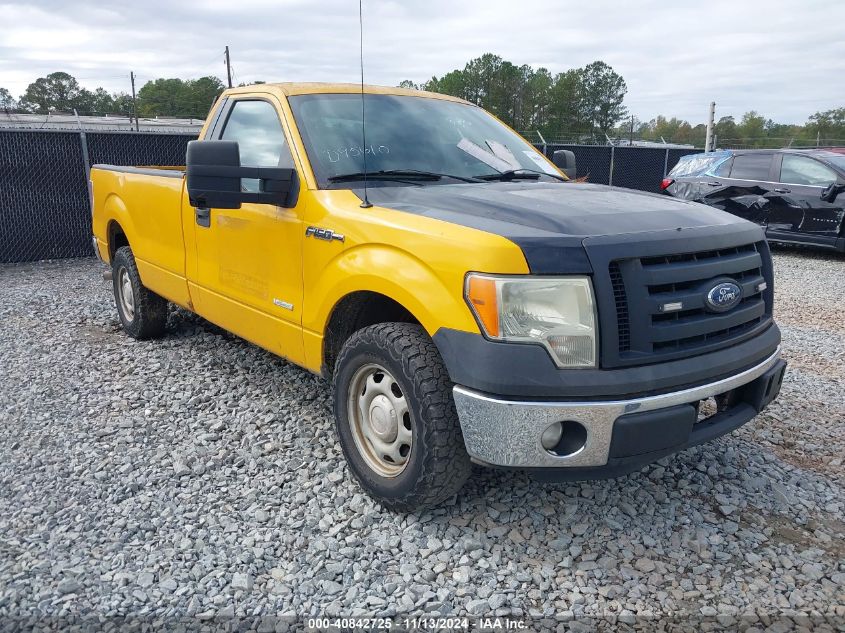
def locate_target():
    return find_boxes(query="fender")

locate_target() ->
[302,244,512,371]
[99,191,136,262]
[299,189,530,372]
[303,244,486,372]
[307,243,477,333]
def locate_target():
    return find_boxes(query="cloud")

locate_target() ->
[1,0,843,123]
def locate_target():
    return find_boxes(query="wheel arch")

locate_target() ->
[322,290,422,378]
[106,219,130,262]
[97,190,136,264]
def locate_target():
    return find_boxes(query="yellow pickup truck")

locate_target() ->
[91,83,786,510]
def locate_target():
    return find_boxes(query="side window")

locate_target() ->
[780,155,837,187]
[714,157,733,177]
[729,153,772,181]
[220,99,294,192]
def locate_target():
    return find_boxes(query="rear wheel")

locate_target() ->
[112,246,168,339]
[333,323,471,511]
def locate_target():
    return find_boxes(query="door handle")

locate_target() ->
[773,188,791,194]
[705,181,722,187]
[195,207,210,228]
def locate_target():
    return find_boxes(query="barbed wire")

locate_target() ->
[518,129,845,149]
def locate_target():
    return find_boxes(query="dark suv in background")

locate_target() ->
[662,149,845,252]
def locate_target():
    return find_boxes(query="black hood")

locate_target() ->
[359,181,753,273]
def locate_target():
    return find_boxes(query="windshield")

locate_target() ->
[288,93,562,187]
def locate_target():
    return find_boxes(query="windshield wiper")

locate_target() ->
[477,168,566,182]
[328,169,482,183]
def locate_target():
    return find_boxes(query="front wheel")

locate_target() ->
[333,323,471,511]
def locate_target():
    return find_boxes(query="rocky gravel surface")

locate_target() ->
[0,249,843,630]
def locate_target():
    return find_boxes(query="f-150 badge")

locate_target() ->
[305,226,345,242]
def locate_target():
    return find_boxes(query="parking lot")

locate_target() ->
[0,248,843,627]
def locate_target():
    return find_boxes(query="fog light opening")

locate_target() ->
[540,422,563,451]
[541,420,588,457]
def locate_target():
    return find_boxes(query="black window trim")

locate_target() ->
[775,152,840,188]
[205,96,229,140]
[214,96,295,170]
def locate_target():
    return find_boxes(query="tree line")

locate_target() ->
[2,64,843,148]
[403,53,844,147]
[614,110,845,149]
[0,72,229,119]
[401,54,628,139]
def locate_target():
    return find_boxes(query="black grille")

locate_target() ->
[609,261,630,352]
[606,241,773,365]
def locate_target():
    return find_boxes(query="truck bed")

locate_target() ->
[91,164,190,308]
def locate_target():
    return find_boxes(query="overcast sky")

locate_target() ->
[2,0,843,124]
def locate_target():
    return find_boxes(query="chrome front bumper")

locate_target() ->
[452,347,782,469]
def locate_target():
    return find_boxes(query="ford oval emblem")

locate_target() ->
[705,281,742,312]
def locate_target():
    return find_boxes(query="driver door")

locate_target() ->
[186,96,306,364]
[766,153,844,246]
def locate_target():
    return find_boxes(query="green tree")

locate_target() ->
[806,107,845,142]
[19,71,82,113]
[75,87,116,114]
[737,111,768,144]
[523,67,554,132]
[398,80,420,90]
[579,61,628,134]
[425,53,534,128]
[183,76,225,118]
[137,78,187,116]
[545,69,585,139]
[0,87,16,111]
[111,92,134,116]
[714,115,737,144]
[425,69,467,100]
[138,76,224,118]
[642,116,682,141]
[690,123,707,147]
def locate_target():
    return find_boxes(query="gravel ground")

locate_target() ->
[0,248,843,630]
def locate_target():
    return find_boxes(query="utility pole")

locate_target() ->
[629,115,634,146]
[225,46,233,88]
[705,101,716,152]
[130,71,139,132]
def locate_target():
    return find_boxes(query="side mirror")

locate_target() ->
[552,149,577,179]
[186,140,298,209]
[820,182,845,203]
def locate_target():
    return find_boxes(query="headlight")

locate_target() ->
[465,274,598,368]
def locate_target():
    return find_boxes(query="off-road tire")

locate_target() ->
[333,323,472,511]
[112,246,168,339]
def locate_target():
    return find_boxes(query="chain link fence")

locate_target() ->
[0,131,91,263]
[0,130,196,263]
[536,143,702,192]
[2,130,702,264]
[86,132,195,167]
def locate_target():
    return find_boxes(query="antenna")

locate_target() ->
[358,0,372,208]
